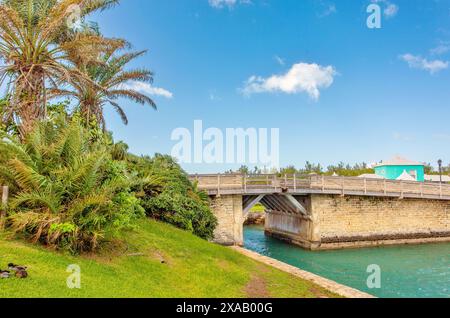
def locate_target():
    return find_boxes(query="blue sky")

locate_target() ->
[91,0,450,173]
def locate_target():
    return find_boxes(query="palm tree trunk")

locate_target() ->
[14,73,46,138]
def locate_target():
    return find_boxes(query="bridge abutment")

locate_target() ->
[210,195,244,246]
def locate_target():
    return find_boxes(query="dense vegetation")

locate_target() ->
[0,112,216,253]
[0,115,143,253]
[0,0,216,254]
[424,163,450,175]
[128,154,217,240]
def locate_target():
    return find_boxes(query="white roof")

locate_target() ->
[424,174,450,182]
[375,156,423,167]
[396,170,416,181]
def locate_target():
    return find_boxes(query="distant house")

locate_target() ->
[374,156,425,182]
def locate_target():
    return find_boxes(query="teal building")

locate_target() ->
[374,156,425,182]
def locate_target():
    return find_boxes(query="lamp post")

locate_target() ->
[438,159,443,184]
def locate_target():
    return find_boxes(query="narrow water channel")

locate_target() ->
[244,225,450,298]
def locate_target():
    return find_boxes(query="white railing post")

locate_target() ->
[244,175,247,193]
[384,179,387,195]
[1,186,8,228]
[293,174,297,192]
[364,178,367,195]
[341,176,345,196]
[1,186,7,206]
[400,181,404,199]
[440,183,443,199]
[420,182,423,198]
[217,174,221,196]
[321,175,325,192]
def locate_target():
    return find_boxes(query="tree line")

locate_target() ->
[230,162,375,177]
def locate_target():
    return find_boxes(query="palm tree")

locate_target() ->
[0,0,121,137]
[49,48,157,130]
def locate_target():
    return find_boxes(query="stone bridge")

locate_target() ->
[191,174,450,250]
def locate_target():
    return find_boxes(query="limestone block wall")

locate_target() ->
[210,195,243,246]
[311,194,450,244]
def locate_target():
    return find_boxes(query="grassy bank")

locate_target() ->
[0,219,339,298]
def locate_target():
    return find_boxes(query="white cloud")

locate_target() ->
[325,4,337,15]
[242,62,337,101]
[384,3,398,18]
[274,55,285,66]
[122,81,173,99]
[399,54,449,74]
[318,3,337,18]
[372,0,399,19]
[208,0,251,9]
[393,132,415,142]
[432,133,450,141]
[209,89,222,101]
[430,41,450,56]
[209,0,236,8]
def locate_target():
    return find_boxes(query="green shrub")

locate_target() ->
[129,154,217,240]
[0,117,144,253]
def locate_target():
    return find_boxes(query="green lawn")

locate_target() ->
[0,219,338,298]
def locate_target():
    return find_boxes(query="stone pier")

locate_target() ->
[210,195,244,246]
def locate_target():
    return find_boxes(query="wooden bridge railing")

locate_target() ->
[190,174,450,199]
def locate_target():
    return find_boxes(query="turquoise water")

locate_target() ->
[244,226,450,298]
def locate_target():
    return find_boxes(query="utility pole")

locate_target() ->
[438,159,443,184]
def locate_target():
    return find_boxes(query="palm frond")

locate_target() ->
[108,100,128,125]
[108,89,156,109]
